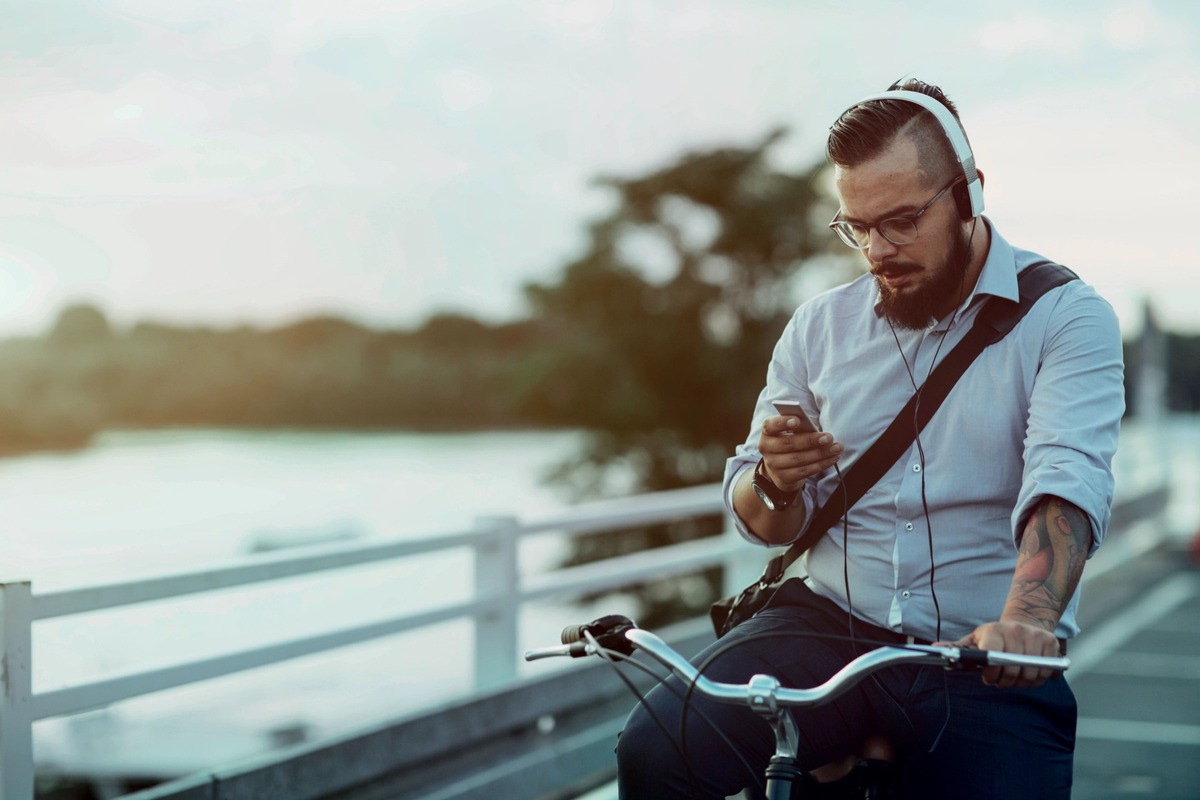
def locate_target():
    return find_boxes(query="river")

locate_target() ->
[0,427,588,588]
[1,427,592,775]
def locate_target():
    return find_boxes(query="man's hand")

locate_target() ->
[757,414,843,494]
[732,414,842,546]
[939,620,1061,688]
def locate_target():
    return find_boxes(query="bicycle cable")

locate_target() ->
[835,460,854,646]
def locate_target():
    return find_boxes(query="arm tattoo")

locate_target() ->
[1004,497,1092,631]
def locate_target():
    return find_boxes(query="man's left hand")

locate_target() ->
[936,620,1060,688]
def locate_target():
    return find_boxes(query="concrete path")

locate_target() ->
[1071,546,1200,800]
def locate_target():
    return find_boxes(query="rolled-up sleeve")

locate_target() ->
[723,312,824,546]
[1013,285,1125,553]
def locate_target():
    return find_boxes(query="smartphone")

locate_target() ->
[772,399,819,433]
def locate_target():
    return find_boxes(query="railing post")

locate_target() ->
[0,581,34,800]
[473,516,520,692]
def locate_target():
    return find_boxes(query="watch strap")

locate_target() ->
[753,457,800,510]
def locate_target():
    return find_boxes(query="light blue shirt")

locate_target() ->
[723,221,1124,642]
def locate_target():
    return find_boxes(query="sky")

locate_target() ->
[2,0,1198,338]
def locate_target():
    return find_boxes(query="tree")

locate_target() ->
[518,129,848,625]
[48,303,113,345]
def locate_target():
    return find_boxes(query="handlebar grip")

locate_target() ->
[957,648,991,670]
[561,623,588,645]
[956,647,1070,672]
[559,614,638,656]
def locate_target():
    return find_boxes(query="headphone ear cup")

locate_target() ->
[952,180,972,221]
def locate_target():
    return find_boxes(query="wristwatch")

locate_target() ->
[752,458,801,511]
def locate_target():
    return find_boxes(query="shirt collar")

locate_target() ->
[968,219,1018,306]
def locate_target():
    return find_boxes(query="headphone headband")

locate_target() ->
[851,89,984,218]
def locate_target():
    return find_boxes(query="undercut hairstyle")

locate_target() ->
[827,78,966,187]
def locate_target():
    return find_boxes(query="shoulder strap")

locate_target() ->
[758,261,1078,584]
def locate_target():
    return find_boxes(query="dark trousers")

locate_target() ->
[616,579,1077,799]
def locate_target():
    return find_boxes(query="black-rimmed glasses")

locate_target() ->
[828,176,962,250]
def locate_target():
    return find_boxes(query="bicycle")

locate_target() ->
[525,614,1071,799]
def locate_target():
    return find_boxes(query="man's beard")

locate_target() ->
[875,228,973,330]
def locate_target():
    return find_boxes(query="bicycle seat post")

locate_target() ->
[747,675,804,799]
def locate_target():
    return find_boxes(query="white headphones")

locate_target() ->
[851,89,985,220]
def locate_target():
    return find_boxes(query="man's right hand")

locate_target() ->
[757,414,843,494]
[732,415,842,546]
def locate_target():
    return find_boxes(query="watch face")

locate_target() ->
[753,481,778,511]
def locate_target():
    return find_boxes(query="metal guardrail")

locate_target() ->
[0,482,757,800]
[0,416,1172,799]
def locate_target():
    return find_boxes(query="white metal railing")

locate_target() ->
[0,415,1173,800]
[0,482,757,800]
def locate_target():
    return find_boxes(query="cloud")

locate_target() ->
[977,12,1083,57]
[0,2,142,58]
[13,72,210,156]
[1102,2,1161,51]
[976,2,1187,62]
[1,54,418,202]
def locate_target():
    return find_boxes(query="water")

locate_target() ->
[1,427,586,587]
[0,427,591,773]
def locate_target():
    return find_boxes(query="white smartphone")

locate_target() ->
[772,399,819,433]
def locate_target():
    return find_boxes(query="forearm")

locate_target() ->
[1001,496,1092,633]
[731,466,808,546]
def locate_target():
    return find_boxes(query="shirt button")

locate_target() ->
[901,590,912,599]
[912,464,922,473]
[905,522,914,531]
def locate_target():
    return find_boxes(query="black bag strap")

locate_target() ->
[755,260,1078,585]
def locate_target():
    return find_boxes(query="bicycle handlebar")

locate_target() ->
[525,615,1070,710]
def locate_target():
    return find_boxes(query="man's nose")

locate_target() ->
[866,227,899,262]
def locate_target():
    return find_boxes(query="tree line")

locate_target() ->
[0,303,549,456]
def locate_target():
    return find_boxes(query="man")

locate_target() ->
[616,79,1124,799]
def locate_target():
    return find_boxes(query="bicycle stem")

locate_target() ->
[744,675,804,800]
[747,674,799,757]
